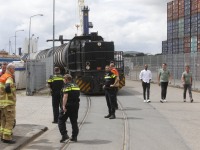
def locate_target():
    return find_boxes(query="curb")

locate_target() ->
[3,125,48,150]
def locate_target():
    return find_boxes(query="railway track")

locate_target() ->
[60,96,91,150]
[60,96,130,150]
[118,100,131,150]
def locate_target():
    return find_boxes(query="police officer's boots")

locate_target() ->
[109,114,116,119]
[104,113,111,118]
[70,136,77,142]
[3,139,16,144]
[60,134,69,143]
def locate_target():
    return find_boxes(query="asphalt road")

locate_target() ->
[13,80,200,150]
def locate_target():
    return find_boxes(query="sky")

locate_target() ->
[0,0,172,55]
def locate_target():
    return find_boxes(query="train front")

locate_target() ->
[67,33,125,94]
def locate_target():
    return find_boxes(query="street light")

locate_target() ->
[26,14,43,96]
[53,0,55,74]
[15,30,24,55]
[9,36,16,55]
[29,14,43,60]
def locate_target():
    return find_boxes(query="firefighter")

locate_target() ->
[0,62,8,136]
[103,65,119,119]
[58,74,80,143]
[47,67,64,124]
[110,63,120,109]
[0,64,16,144]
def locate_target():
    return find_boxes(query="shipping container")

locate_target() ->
[191,14,198,36]
[178,17,184,38]
[191,36,197,52]
[173,19,179,39]
[184,37,191,53]
[184,0,191,16]
[198,35,200,51]
[184,15,191,37]
[191,0,198,14]
[168,21,173,39]
[168,2,173,21]
[179,0,185,17]
[173,0,179,19]
[198,13,200,34]
[168,39,173,54]
[162,41,168,55]
[179,38,184,52]
[173,39,179,54]
[198,0,200,12]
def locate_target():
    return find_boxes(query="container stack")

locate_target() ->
[162,0,200,55]
[162,41,168,55]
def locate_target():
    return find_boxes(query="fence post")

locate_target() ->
[136,57,137,80]
[157,55,158,82]
[194,52,196,90]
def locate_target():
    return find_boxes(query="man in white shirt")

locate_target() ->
[139,64,152,103]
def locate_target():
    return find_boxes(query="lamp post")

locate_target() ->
[29,14,43,60]
[53,0,55,74]
[15,30,24,55]
[9,36,15,55]
[26,14,43,96]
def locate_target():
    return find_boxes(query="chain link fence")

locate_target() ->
[124,52,200,91]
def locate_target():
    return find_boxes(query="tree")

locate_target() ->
[123,54,132,57]
[136,53,145,56]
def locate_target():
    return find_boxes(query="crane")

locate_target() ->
[78,0,85,35]
[77,0,93,35]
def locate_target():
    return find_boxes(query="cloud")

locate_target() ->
[0,0,172,54]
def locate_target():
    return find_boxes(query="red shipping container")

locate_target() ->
[179,0,184,17]
[197,35,200,52]
[184,37,191,53]
[173,0,179,19]
[198,0,200,12]
[191,0,198,14]
[168,2,173,21]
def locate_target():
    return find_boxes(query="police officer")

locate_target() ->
[47,67,63,123]
[0,64,16,144]
[110,63,120,109]
[103,65,118,119]
[58,74,80,143]
[0,62,8,136]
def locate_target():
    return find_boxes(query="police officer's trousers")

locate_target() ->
[52,91,61,122]
[105,89,115,115]
[0,105,15,140]
[58,103,79,137]
[114,87,118,108]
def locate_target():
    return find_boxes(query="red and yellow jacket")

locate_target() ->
[0,71,16,108]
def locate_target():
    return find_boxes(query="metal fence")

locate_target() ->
[26,56,53,95]
[124,52,200,91]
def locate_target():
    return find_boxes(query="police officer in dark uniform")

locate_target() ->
[58,74,80,143]
[103,65,118,119]
[47,67,63,123]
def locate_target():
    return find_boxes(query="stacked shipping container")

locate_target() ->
[162,0,200,80]
[162,0,200,54]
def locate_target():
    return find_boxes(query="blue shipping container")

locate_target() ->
[184,0,191,16]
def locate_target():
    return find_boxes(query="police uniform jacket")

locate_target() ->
[61,82,80,107]
[48,74,64,92]
[104,71,116,90]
